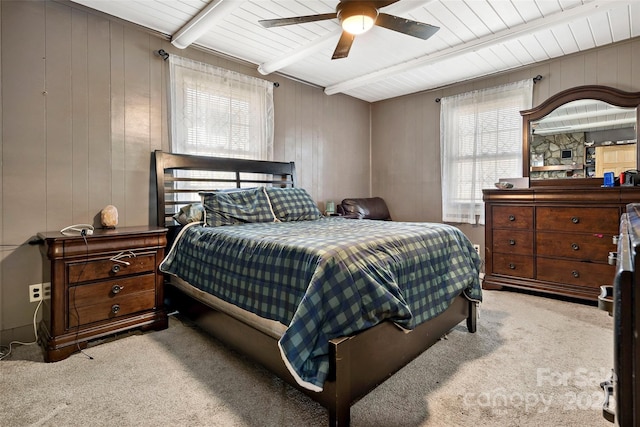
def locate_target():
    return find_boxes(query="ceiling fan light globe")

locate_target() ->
[337,3,378,35]
[342,14,375,35]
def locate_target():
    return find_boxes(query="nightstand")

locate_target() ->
[37,226,168,362]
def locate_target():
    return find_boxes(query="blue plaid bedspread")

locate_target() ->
[160,217,482,391]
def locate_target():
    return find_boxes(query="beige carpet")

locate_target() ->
[0,289,614,427]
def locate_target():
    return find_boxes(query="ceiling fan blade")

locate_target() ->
[259,13,337,28]
[332,31,356,60]
[375,13,439,40]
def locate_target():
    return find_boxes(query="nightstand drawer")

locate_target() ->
[69,290,156,327]
[68,275,156,327]
[70,274,155,306]
[68,253,157,283]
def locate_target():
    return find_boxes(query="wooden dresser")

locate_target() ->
[483,186,640,301]
[38,226,168,362]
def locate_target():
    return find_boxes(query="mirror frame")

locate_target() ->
[521,85,640,187]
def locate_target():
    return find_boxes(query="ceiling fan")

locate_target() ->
[259,0,439,60]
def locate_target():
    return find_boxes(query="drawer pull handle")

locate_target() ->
[111,264,121,274]
[509,263,516,269]
[111,284,123,294]
[600,372,615,423]
[571,270,580,278]
[509,239,516,246]
[111,304,121,314]
[508,215,516,221]
[571,216,580,224]
[571,243,580,251]
[598,285,614,316]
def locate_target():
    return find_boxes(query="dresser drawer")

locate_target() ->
[492,206,534,229]
[67,253,157,283]
[536,207,619,234]
[492,253,534,278]
[68,274,156,327]
[493,230,534,255]
[537,231,615,261]
[536,258,615,289]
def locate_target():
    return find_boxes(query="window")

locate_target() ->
[440,79,533,225]
[168,55,274,205]
[169,55,274,160]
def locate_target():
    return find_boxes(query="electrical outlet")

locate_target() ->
[42,282,51,300]
[473,244,481,255]
[29,284,43,303]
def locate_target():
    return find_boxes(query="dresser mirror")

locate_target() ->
[521,85,640,185]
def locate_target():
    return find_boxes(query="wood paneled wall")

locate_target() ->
[372,37,640,250]
[0,0,371,342]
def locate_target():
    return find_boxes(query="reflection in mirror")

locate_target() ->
[529,99,637,179]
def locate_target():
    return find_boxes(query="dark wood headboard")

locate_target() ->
[154,150,297,227]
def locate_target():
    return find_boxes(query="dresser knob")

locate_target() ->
[571,216,580,224]
[571,243,580,251]
[111,284,123,294]
[508,215,516,221]
[509,263,516,269]
[111,304,121,314]
[571,270,580,278]
[509,239,516,246]
[111,264,121,273]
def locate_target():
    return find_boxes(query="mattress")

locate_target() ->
[168,274,287,340]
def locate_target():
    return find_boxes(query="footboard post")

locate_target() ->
[467,300,477,333]
[326,337,352,427]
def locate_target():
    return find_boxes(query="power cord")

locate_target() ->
[0,299,43,361]
[71,231,94,360]
[61,224,94,236]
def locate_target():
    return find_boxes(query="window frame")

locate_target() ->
[440,80,533,225]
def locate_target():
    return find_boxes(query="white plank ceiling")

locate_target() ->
[70,0,639,102]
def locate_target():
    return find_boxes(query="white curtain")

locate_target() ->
[168,55,274,161]
[440,79,533,225]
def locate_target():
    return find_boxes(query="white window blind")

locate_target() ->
[440,79,533,225]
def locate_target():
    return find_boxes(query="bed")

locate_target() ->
[153,150,482,426]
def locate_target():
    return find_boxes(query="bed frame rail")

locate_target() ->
[168,285,475,427]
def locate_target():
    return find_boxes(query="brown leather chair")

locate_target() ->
[337,197,391,220]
